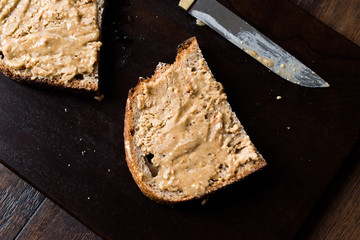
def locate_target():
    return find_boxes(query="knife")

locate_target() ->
[179,0,329,88]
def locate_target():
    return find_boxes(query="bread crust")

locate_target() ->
[124,64,178,203]
[0,62,98,94]
[124,37,266,203]
[0,0,106,95]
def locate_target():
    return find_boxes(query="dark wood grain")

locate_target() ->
[309,163,360,240]
[296,144,360,240]
[16,200,101,240]
[0,164,45,239]
[0,162,100,240]
[291,0,360,46]
[0,0,359,240]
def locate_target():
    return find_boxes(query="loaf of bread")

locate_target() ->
[0,0,105,94]
[124,37,267,203]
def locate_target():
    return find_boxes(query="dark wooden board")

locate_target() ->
[295,143,360,239]
[0,162,100,240]
[0,0,359,239]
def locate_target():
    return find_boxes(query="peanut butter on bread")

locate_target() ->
[0,0,105,93]
[124,37,267,203]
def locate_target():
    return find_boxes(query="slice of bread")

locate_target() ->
[0,0,105,94]
[124,37,267,203]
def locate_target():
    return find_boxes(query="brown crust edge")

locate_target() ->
[124,37,267,204]
[0,63,98,95]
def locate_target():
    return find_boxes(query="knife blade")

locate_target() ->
[179,0,329,88]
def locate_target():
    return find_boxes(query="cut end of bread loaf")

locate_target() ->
[0,0,105,94]
[124,37,267,203]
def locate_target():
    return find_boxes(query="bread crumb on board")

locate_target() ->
[196,19,206,26]
[201,198,209,206]
[94,94,105,102]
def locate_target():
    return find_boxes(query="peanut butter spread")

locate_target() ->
[133,59,260,197]
[0,0,101,82]
[246,49,274,68]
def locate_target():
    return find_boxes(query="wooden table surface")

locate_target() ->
[0,0,359,239]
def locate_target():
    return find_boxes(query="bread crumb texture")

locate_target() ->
[0,0,101,90]
[128,37,266,200]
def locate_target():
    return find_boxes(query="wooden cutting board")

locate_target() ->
[0,0,359,239]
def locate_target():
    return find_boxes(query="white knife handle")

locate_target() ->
[179,0,196,10]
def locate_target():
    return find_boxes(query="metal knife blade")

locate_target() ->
[179,0,329,88]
